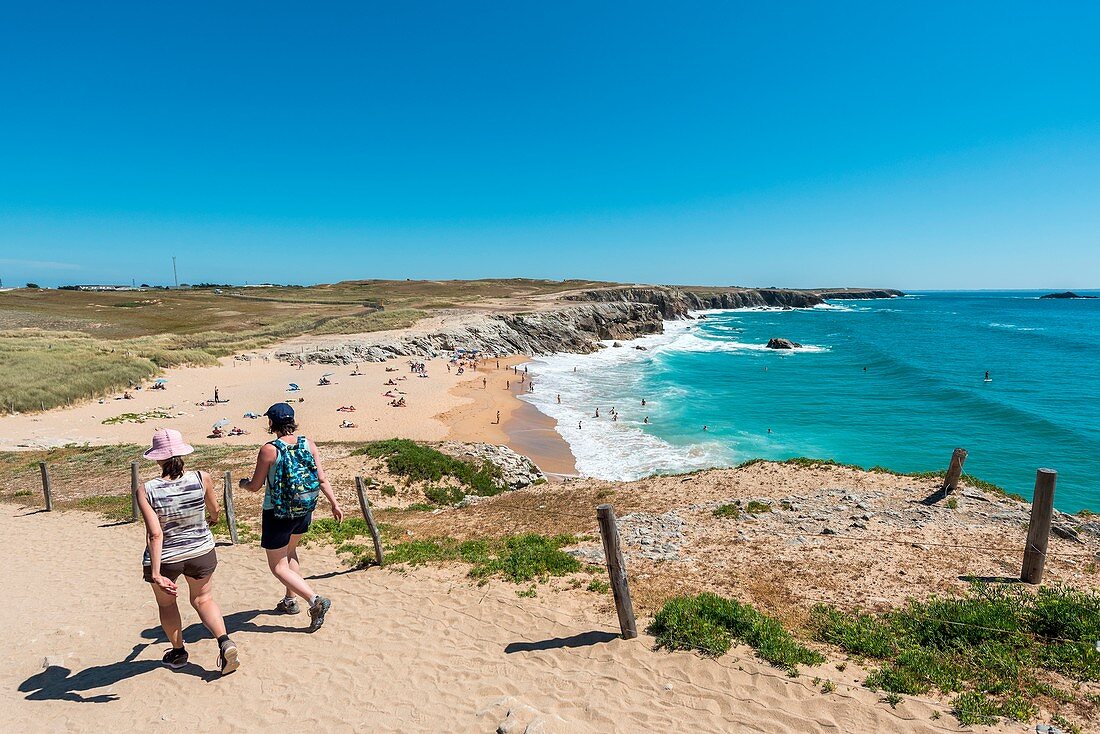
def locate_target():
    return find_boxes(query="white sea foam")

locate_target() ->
[519,316,828,479]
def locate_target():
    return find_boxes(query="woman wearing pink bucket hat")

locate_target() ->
[136,428,239,675]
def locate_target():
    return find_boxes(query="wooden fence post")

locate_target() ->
[941,448,968,494]
[223,471,239,545]
[1021,468,1057,585]
[356,476,384,566]
[597,503,638,639]
[39,462,53,511]
[130,461,140,522]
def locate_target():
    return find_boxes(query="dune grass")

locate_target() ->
[809,583,1100,726]
[650,592,825,672]
[0,333,159,413]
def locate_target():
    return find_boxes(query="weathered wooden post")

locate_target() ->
[38,462,53,511]
[356,476,384,566]
[597,503,638,639]
[130,461,141,521]
[222,471,239,545]
[941,448,968,494]
[1021,468,1057,585]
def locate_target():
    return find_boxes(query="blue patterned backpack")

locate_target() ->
[269,436,321,519]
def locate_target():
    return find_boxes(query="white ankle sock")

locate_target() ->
[310,595,319,606]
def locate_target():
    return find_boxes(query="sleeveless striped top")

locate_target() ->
[142,470,215,566]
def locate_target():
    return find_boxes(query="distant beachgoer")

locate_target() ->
[595,408,600,418]
[556,394,561,404]
[524,366,528,374]
[214,387,220,403]
[985,370,990,381]
[767,428,772,434]
[643,416,649,424]
[641,399,646,406]
[863,367,867,372]
[239,403,343,631]
[137,428,239,675]
[703,425,707,431]
[482,377,487,388]
[578,421,582,430]
[573,367,577,373]
[506,381,510,390]
[496,360,500,369]
[495,410,500,424]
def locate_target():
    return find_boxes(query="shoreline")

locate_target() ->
[443,356,578,478]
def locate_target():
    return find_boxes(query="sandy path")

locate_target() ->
[0,505,1004,733]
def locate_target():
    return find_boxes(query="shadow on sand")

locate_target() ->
[19,609,308,703]
[504,630,620,654]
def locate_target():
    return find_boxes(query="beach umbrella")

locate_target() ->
[154,378,168,384]
[213,418,231,428]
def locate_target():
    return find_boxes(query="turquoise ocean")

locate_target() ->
[520,292,1100,512]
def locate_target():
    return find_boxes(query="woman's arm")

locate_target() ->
[200,471,219,525]
[239,443,277,492]
[136,480,177,596]
[309,438,343,521]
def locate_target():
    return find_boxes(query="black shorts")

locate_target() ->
[143,548,218,583]
[261,508,313,550]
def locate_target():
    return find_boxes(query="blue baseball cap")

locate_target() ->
[264,402,295,422]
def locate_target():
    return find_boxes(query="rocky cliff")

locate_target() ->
[275,285,903,365]
[274,302,665,365]
[564,285,904,311]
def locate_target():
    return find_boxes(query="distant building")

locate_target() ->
[60,285,139,292]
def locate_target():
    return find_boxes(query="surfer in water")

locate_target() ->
[984,371,991,382]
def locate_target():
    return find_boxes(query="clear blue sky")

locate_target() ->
[2,2,1098,289]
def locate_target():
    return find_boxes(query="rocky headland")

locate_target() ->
[277,285,903,365]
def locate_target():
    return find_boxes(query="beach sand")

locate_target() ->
[0,503,987,733]
[0,353,577,475]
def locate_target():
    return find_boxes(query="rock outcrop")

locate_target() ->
[438,442,545,490]
[766,338,803,349]
[1040,291,1097,299]
[275,302,666,364]
[565,285,905,311]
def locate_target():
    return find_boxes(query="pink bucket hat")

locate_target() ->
[143,428,195,461]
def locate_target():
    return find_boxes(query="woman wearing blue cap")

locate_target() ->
[239,402,344,631]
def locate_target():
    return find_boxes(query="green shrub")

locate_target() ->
[813,584,1100,726]
[357,439,503,495]
[650,593,824,671]
[713,503,740,519]
[744,500,771,515]
[424,485,465,506]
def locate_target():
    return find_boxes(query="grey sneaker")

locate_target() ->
[162,647,188,669]
[217,640,240,676]
[275,597,300,615]
[308,596,331,632]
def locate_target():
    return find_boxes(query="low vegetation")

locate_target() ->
[810,583,1100,726]
[357,439,504,501]
[385,533,581,583]
[649,592,825,672]
[735,456,1021,500]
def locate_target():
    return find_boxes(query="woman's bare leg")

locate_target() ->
[186,574,227,639]
[266,539,316,602]
[285,537,303,599]
[151,583,183,648]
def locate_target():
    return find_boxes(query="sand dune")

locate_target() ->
[0,505,1006,733]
